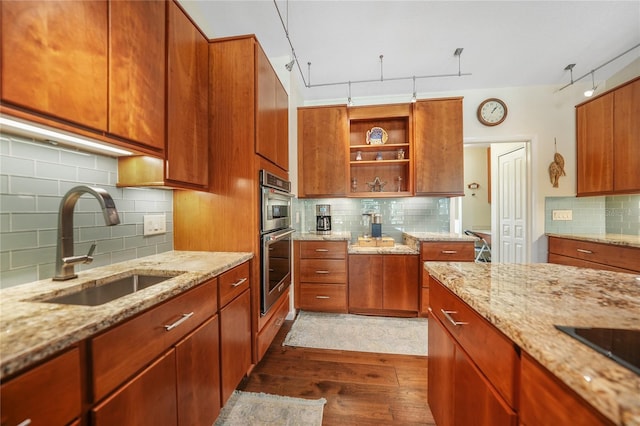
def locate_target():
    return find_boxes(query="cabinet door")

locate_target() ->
[613,78,640,193]
[276,78,289,170]
[382,255,418,311]
[348,255,383,310]
[453,346,517,426]
[576,92,614,195]
[298,106,349,197]
[92,350,178,426]
[414,99,464,196]
[0,348,81,426]
[166,0,209,188]
[256,45,278,166]
[428,317,455,426]
[109,0,165,151]
[220,289,252,405]
[1,1,108,130]
[176,315,221,426]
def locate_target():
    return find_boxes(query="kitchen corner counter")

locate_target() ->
[424,261,640,426]
[546,232,640,249]
[293,231,352,241]
[0,250,253,380]
[402,231,477,251]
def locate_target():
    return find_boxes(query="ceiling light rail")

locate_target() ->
[558,42,640,93]
[273,0,471,100]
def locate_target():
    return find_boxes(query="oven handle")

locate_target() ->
[265,228,295,242]
[262,186,295,199]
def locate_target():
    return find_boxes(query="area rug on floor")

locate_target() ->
[214,390,326,426]
[283,311,428,356]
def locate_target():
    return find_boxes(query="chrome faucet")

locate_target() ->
[53,186,120,281]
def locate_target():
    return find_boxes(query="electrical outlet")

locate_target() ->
[143,214,166,235]
[552,210,573,221]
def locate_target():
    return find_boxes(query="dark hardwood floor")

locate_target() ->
[238,319,436,425]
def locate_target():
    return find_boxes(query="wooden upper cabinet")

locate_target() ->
[1,1,108,130]
[256,44,289,171]
[613,77,640,193]
[109,0,165,151]
[576,92,614,195]
[576,77,640,196]
[166,0,208,188]
[298,105,349,197]
[414,98,464,196]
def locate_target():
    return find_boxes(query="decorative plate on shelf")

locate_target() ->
[366,127,388,145]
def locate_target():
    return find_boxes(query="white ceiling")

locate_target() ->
[178,1,640,102]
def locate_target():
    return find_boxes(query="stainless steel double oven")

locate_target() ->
[260,170,294,315]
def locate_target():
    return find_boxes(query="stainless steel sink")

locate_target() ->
[42,272,181,306]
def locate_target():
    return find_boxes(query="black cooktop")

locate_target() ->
[555,326,640,376]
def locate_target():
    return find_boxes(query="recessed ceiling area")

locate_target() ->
[178,1,640,102]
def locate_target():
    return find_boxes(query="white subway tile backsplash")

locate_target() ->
[0,132,174,288]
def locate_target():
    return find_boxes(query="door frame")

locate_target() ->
[455,135,536,263]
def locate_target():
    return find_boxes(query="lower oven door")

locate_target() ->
[261,228,294,315]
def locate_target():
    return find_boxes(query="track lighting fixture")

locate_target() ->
[285,59,295,72]
[411,76,417,103]
[558,43,639,93]
[347,81,353,106]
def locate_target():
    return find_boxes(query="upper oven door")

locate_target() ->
[261,186,293,233]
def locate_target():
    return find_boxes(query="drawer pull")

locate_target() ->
[441,250,458,254]
[231,277,248,287]
[441,309,468,326]
[316,295,330,299]
[315,248,329,252]
[576,249,593,254]
[315,270,330,274]
[164,312,194,331]
[275,316,285,326]
[17,420,32,426]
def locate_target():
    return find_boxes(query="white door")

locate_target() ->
[498,147,527,263]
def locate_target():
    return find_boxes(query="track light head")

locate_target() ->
[285,59,295,72]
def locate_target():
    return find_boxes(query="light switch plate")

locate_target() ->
[143,214,166,235]
[552,210,573,221]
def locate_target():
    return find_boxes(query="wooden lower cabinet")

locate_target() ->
[520,353,613,426]
[0,347,81,426]
[548,235,640,273]
[428,276,517,426]
[348,254,419,315]
[220,288,252,405]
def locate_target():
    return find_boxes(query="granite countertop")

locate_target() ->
[293,231,352,241]
[424,261,640,426]
[348,243,419,255]
[0,250,253,380]
[403,231,478,251]
[546,233,640,249]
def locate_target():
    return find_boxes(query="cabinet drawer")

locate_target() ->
[257,288,290,360]
[299,283,348,312]
[300,259,347,283]
[429,276,518,408]
[300,241,347,259]
[1,347,81,426]
[421,242,475,261]
[548,253,636,273]
[548,236,640,273]
[91,279,217,402]
[219,261,250,307]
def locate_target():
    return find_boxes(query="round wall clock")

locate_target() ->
[477,98,507,126]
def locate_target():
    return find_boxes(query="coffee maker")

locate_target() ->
[316,204,331,235]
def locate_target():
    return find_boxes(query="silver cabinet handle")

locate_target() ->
[315,270,330,274]
[275,316,285,326]
[316,295,330,299]
[441,309,468,326]
[315,248,329,252]
[17,420,32,426]
[576,248,593,254]
[441,250,458,254]
[164,312,194,331]
[231,277,248,287]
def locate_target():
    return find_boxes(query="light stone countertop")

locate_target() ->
[424,261,640,426]
[0,250,253,380]
[348,244,419,255]
[547,233,640,249]
[293,231,352,241]
[403,231,478,251]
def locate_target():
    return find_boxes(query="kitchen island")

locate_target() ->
[0,250,252,379]
[425,261,640,425]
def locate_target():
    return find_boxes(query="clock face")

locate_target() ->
[478,98,507,126]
